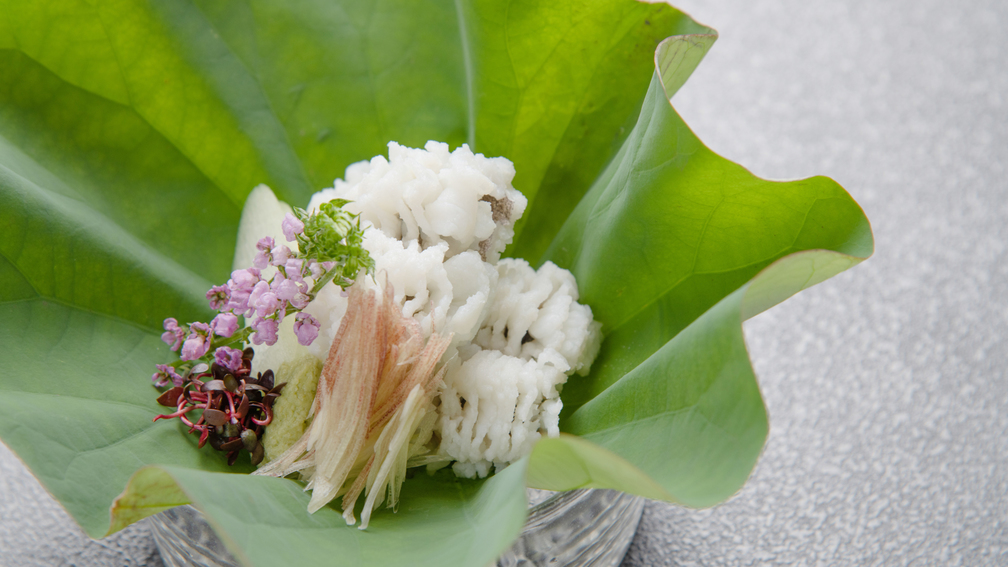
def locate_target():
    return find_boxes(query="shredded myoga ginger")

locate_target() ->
[254,280,450,528]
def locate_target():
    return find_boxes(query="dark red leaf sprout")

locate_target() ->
[153,347,284,466]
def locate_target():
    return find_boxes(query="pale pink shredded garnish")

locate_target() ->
[253,281,450,528]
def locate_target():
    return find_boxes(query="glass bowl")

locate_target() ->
[148,488,645,567]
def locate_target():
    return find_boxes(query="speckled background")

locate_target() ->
[3,0,1006,565]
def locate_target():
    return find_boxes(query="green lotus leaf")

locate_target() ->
[0,1,871,565]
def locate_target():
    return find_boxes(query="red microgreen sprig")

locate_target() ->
[154,348,282,465]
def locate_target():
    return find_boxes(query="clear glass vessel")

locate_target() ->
[149,488,645,567]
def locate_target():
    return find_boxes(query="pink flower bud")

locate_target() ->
[255,291,282,317]
[270,245,291,267]
[251,317,279,346]
[273,278,301,301]
[180,322,212,361]
[206,285,230,311]
[227,269,260,312]
[293,313,320,346]
[256,236,275,252]
[213,347,244,374]
[180,334,209,361]
[253,237,276,269]
[247,281,271,317]
[282,213,305,242]
[230,268,260,292]
[161,318,186,351]
[285,258,305,283]
[308,260,325,279]
[290,293,310,310]
[210,313,239,338]
[152,364,183,388]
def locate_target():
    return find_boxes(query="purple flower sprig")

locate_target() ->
[152,317,251,388]
[150,200,373,466]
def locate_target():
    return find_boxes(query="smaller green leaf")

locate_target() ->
[112,458,531,567]
[108,467,190,536]
[527,434,675,502]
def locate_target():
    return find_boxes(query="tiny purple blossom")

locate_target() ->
[161,318,186,351]
[231,268,260,291]
[285,258,305,283]
[213,346,245,374]
[206,285,230,311]
[210,312,239,338]
[270,245,291,267]
[293,313,320,346]
[273,277,301,301]
[253,252,269,270]
[247,280,271,317]
[226,268,260,313]
[290,293,310,309]
[180,322,212,361]
[270,270,286,289]
[226,293,248,315]
[282,213,304,242]
[255,291,283,317]
[152,364,183,388]
[253,237,276,269]
[256,236,275,252]
[251,317,279,346]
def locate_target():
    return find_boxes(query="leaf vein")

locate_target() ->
[455,0,476,148]
[188,2,314,199]
[516,12,646,230]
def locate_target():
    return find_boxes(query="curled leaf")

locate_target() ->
[0,2,872,566]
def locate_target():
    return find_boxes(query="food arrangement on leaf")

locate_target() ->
[0,1,872,565]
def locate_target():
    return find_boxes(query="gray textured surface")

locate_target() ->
[0,442,163,566]
[623,0,1008,565]
[3,0,1006,565]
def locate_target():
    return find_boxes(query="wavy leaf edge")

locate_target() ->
[0,6,875,564]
